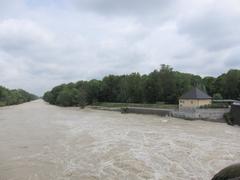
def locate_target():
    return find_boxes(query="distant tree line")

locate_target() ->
[43,65,240,107]
[0,86,38,106]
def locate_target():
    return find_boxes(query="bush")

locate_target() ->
[121,107,129,113]
[56,89,73,106]
[213,93,223,100]
[78,89,87,109]
[54,87,87,108]
[224,112,234,125]
[0,86,37,106]
[200,103,229,109]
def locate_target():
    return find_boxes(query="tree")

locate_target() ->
[213,93,223,100]
[50,84,66,104]
[78,89,87,108]
[174,72,192,99]
[143,70,161,103]
[203,76,216,96]
[85,80,102,104]
[0,86,37,106]
[214,74,226,98]
[43,66,240,107]
[56,89,72,107]
[121,73,143,103]
[101,75,121,102]
[43,91,54,104]
[159,64,177,103]
[224,70,240,99]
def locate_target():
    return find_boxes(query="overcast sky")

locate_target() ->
[0,0,240,95]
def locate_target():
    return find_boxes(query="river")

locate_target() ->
[0,100,239,180]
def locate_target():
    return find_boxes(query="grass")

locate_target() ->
[92,102,178,109]
[0,101,7,107]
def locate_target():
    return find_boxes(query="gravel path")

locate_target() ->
[0,100,239,180]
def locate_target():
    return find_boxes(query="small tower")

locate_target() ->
[179,87,212,109]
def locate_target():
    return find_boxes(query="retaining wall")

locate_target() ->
[231,104,240,125]
[126,107,172,116]
[172,108,230,122]
[90,106,229,123]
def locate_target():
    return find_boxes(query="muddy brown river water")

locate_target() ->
[0,100,239,180]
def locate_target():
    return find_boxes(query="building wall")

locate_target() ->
[179,99,211,108]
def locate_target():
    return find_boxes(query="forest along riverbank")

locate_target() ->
[0,100,239,180]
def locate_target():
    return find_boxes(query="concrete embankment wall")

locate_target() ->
[90,106,229,122]
[231,104,240,125]
[125,107,229,122]
[172,108,230,122]
[89,106,121,112]
[126,107,172,116]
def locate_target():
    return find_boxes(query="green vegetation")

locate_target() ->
[120,107,129,113]
[213,93,223,100]
[200,103,229,109]
[43,65,240,107]
[92,102,178,109]
[223,112,234,125]
[0,86,38,106]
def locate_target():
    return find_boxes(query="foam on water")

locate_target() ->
[0,100,240,180]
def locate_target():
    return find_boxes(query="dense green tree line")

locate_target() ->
[0,86,38,106]
[43,65,240,107]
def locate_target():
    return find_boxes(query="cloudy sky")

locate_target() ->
[0,0,240,95]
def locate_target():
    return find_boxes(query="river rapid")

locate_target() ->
[0,100,239,180]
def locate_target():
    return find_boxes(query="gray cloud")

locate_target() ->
[224,47,240,67]
[177,2,240,51]
[72,0,175,15]
[0,0,239,95]
[0,19,54,53]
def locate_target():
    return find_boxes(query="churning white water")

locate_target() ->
[0,100,239,180]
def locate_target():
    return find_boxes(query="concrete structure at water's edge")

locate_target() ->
[231,102,240,125]
[175,88,228,121]
[179,87,212,109]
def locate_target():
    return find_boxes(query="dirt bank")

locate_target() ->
[0,100,239,180]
